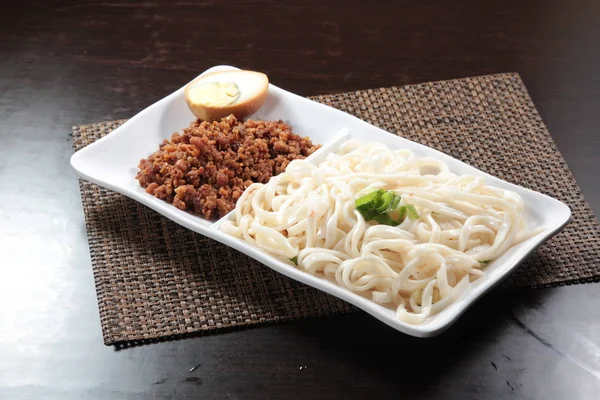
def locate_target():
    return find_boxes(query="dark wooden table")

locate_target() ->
[2,0,600,399]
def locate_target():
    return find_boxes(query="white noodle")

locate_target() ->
[222,140,542,324]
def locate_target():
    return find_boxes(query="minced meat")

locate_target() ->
[136,115,320,220]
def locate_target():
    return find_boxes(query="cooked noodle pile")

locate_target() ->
[222,140,540,324]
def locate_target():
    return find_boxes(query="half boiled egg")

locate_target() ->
[184,70,269,122]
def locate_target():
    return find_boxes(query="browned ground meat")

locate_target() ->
[136,115,320,220]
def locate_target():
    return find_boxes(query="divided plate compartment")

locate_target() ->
[70,65,571,337]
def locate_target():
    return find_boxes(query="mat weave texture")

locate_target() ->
[73,73,600,345]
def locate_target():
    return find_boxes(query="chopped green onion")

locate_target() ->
[373,213,397,225]
[354,190,423,226]
[406,204,419,220]
[290,256,298,265]
[376,190,395,213]
[480,260,492,264]
[390,195,401,210]
[355,190,383,210]
[393,205,407,221]
[355,190,405,226]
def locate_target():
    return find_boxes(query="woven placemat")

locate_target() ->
[73,72,600,346]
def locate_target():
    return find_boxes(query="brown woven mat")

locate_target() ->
[73,73,600,346]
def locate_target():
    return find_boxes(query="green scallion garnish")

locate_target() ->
[354,190,420,226]
[406,204,419,220]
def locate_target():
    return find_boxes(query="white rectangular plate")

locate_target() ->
[71,65,571,337]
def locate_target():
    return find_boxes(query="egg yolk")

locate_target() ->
[188,82,240,107]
